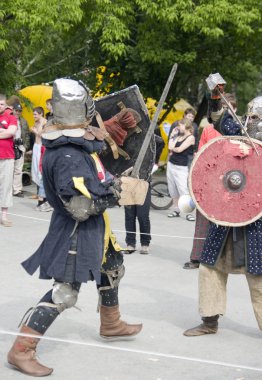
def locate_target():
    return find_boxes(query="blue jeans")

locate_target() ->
[38,177,46,198]
[125,187,151,247]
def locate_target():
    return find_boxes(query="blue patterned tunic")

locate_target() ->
[201,102,262,275]
[201,221,262,274]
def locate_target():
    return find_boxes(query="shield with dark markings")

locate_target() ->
[189,136,262,226]
[93,85,155,180]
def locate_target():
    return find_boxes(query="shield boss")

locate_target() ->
[189,136,262,226]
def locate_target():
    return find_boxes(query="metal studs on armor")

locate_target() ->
[24,305,60,335]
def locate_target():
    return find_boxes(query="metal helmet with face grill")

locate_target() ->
[247,96,262,119]
[52,78,95,126]
[246,96,262,140]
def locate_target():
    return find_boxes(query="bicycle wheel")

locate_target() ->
[150,180,173,210]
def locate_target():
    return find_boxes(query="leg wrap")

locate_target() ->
[202,315,219,325]
[183,315,219,337]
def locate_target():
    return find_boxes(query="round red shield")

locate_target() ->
[189,136,262,226]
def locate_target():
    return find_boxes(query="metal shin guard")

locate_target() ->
[100,283,119,307]
[20,290,61,335]
[7,325,53,377]
[98,245,125,310]
[183,315,219,337]
[21,281,80,335]
[24,304,60,335]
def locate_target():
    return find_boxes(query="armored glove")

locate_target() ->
[60,195,96,221]
[60,194,118,222]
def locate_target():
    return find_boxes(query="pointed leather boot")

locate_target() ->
[183,315,219,337]
[100,305,142,341]
[7,325,53,377]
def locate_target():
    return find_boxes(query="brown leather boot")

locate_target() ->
[7,325,53,376]
[100,305,142,341]
[183,315,219,337]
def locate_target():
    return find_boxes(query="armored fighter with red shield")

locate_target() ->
[184,73,262,336]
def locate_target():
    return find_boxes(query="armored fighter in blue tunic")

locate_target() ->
[7,79,148,376]
[184,74,262,337]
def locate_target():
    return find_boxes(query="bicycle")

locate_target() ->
[150,179,172,210]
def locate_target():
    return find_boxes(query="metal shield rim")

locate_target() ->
[189,136,262,227]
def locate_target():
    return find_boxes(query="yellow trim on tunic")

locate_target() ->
[72,177,92,199]
[72,154,103,199]
[72,155,124,263]
[91,153,104,177]
[102,211,124,264]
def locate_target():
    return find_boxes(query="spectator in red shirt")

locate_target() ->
[198,123,221,151]
[0,94,17,226]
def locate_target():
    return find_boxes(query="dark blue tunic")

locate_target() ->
[201,221,262,275]
[22,137,113,284]
[201,108,262,274]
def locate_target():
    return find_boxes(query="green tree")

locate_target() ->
[88,0,262,113]
[0,0,261,114]
[0,0,84,92]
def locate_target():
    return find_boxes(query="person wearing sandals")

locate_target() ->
[167,118,195,221]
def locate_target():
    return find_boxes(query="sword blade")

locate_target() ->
[131,63,178,177]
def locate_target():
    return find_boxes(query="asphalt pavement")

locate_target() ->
[0,185,261,380]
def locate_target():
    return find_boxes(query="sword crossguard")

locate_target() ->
[121,166,134,176]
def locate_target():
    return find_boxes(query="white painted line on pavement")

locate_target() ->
[9,212,50,222]
[1,330,261,373]
[8,212,205,239]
